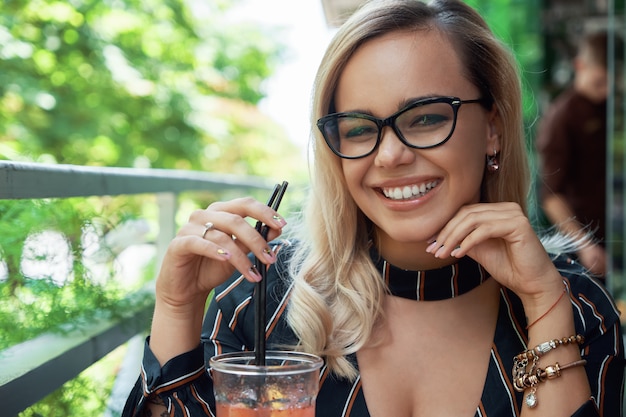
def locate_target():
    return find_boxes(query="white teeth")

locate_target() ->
[383,181,438,200]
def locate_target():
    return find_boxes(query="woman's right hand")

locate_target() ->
[149,196,287,364]
[156,196,287,309]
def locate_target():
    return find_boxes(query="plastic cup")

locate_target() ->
[209,351,323,417]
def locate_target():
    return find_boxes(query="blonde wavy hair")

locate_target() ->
[287,0,528,380]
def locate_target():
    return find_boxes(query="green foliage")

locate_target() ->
[465,0,543,122]
[0,197,151,350]
[20,376,112,417]
[0,0,304,178]
[0,193,161,416]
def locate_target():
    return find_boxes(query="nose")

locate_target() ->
[373,126,416,168]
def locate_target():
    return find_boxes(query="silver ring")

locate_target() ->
[202,222,214,238]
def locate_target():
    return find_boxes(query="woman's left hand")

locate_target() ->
[426,202,564,301]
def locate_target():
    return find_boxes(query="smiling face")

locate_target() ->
[334,29,500,268]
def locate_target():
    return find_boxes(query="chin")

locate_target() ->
[378,225,435,245]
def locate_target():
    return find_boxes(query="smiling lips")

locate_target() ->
[382,180,440,200]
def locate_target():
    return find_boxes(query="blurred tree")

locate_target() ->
[0,0,305,179]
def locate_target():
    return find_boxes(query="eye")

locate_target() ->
[339,119,378,142]
[411,113,448,127]
[398,102,454,134]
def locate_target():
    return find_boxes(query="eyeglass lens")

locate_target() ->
[322,101,457,158]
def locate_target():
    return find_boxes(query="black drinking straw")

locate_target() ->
[254,181,288,365]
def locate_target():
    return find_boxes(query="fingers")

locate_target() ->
[425,202,528,259]
[185,197,288,282]
[207,197,287,229]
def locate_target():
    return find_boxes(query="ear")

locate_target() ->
[485,106,501,155]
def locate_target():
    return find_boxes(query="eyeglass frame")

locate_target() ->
[316,96,491,159]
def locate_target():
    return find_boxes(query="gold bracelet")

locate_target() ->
[513,359,587,408]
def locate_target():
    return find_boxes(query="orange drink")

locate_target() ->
[210,351,322,417]
[215,403,314,417]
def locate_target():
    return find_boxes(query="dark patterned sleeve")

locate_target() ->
[120,275,257,417]
[120,275,258,417]
[561,260,626,417]
[570,400,602,416]
[120,276,256,417]
[202,274,258,360]
[121,338,215,416]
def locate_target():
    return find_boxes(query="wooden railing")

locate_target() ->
[0,160,273,416]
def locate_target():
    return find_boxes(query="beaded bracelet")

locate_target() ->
[514,335,585,363]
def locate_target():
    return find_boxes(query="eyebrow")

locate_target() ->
[397,94,441,109]
[338,94,444,116]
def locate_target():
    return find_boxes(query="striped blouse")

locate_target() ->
[122,240,625,416]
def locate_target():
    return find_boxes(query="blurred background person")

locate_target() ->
[536,30,621,280]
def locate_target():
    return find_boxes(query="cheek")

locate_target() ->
[446,125,488,162]
[341,159,372,200]
[341,159,389,232]
[446,151,485,189]
[443,130,489,187]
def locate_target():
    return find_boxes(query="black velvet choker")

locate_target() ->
[371,251,490,301]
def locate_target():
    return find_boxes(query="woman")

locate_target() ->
[123,0,624,416]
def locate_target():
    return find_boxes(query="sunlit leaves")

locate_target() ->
[32,49,56,73]
[0,0,298,175]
